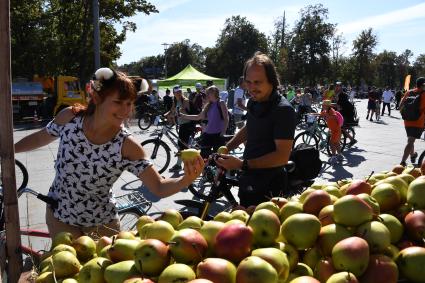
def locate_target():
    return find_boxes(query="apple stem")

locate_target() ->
[167,241,177,245]
[366,171,375,182]
[51,261,58,283]
[246,212,254,226]
[347,271,351,280]
[111,235,116,245]
[97,262,102,268]
[376,215,383,222]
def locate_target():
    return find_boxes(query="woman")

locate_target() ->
[15,68,204,238]
[180,85,229,158]
[166,85,197,172]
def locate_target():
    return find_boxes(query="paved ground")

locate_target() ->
[6,98,425,251]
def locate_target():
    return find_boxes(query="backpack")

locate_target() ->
[335,111,344,127]
[400,90,423,121]
[289,143,322,180]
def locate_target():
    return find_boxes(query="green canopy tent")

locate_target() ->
[157,64,227,91]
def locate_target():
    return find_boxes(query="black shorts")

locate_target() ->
[405,127,423,139]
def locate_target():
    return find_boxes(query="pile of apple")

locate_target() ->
[35,163,425,283]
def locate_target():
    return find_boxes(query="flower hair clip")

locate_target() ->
[91,67,116,92]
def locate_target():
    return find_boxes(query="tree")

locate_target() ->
[165,39,205,77]
[286,4,335,85]
[352,28,378,86]
[268,13,291,85]
[11,0,157,81]
[206,15,268,86]
[119,55,164,78]
[373,50,397,88]
[395,49,414,87]
[413,54,425,79]
[331,32,347,80]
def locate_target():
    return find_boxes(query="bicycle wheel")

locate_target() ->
[390,102,396,110]
[118,208,142,231]
[344,126,356,141]
[141,139,171,174]
[326,132,347,156]
[0,159,29,190]
[187,166,216,201]
[293,132,319,149]
[138,113,152,130]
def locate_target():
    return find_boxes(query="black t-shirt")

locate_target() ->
[163,95,173,111]
[244,92,295,159]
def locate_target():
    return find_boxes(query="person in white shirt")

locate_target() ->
[381,87,394,116]
[219,90,228,104]
[233,76,247,129]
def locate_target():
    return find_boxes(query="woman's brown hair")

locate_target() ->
[72,69,137,116]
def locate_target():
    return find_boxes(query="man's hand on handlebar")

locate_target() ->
[215,154,243,171]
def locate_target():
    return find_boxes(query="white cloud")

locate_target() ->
[338,2,425,34]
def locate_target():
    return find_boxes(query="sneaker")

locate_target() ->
[369,118,373,121]
[169,164,182,172]
[348,139,358,147]
[400,161,407,167]
[410,152,418,164]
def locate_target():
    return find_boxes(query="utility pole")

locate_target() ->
[162,43,170,78]
[93,0,101,70]
[0,0,23,280]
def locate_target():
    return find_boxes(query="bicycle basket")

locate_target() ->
[306,114,317,124]
[115,191,152,215]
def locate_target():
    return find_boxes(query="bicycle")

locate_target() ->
[141,116,202,173]
[0,160,152,276]
[175,154,314,220]
[293,114,348,156]
[0,159,28,190]
[136,103,166,131]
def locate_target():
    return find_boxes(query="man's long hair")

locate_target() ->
[243,51,280,92]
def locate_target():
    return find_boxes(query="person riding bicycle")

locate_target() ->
[166,85,198,172]
[14,68,204,238]
[336,87,358,146]
[179,85,229,158]
[216,52,295,207]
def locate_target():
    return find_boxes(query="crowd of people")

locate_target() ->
[14,50,425,238]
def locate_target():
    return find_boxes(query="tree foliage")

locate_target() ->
[10,0,157,81]
[165,39,205,77]
[352,28,378,85]
[205,16,268,86]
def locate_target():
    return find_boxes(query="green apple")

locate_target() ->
[255,201,280,217]
[236,256,278,283]
[117,231,136,240]
[396,246,425,283]
[275,242,299,271]
[196,257,237,283]
[107,238,142,262]
[144,220,175,242]
[302,246,322,270]
[72,235,97,262]
[177,216,204,230]
[159,209,183,229]
[375,175,409,202]
[230,210,249,223]
[158,263,196,283]
[356,193,380,216]
[318,205,334,226]
[78,257,112,283]
[407,176,425,209]
[96,236,113,255]
[51,231,74,248]
[136,215,155,235]
[248,209,281,247]
[379,213,404,244]
[398,173,415,185]
[324,185,342,198]
[356,221,391,253]
[213,211,232,222]
[51,244,77,257]
[371,183,401,212]
[280,213,321,250]
[52,251,81,278]
[331,236,369,277]
[169,228,208,264]
[298,188,316,203]
[317,224,352,256]
[199,220,225,255]
[134,239,170,277]
[333,195,373,227]
[326,272,358,283]
[279,201,303,222]
[291,262,314,277]
[104,260,139,283]
[35,272,54,283]
[252,247,290,282]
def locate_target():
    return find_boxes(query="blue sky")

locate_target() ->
[116,0,425,65]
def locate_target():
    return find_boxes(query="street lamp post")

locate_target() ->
[162,43,170,78]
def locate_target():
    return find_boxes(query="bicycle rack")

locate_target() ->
[115,191,152,215]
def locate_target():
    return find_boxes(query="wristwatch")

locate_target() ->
[241,159,249,171]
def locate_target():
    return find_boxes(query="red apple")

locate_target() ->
[303,190,332,216]
[346,179,372,195]
[404,210,425,242]
[215,223,253,263]
[360,254,398,283]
